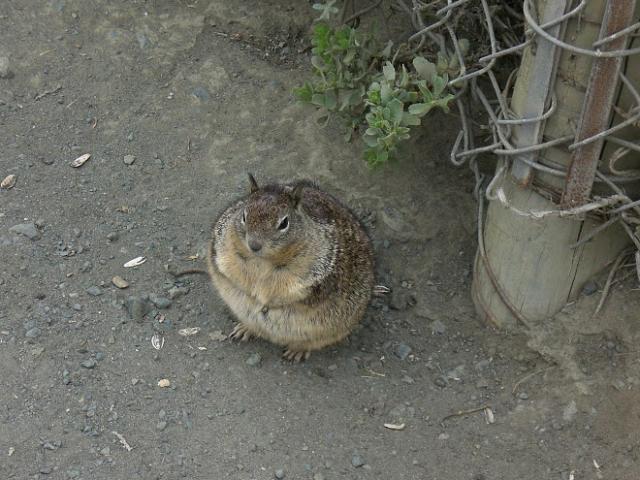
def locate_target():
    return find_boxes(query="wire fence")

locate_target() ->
[388,0,640,282]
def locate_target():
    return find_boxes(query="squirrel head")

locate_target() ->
[234,174,306,261]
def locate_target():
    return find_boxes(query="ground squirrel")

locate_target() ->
[206,174,375,361]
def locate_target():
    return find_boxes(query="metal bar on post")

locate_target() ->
[510,0,570,186]
[561,0,637,208]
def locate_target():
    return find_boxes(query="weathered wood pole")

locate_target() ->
[472,0,639,328]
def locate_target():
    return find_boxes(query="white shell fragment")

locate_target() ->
[384,423,406,431]
[1,174,16,189]
[71,153,91,168]
[124,256,146,268]
[157,378,171,388]
[178,327,200,337]
[484,407,495,424]
[111,275,129,289]
[151,333,164,350]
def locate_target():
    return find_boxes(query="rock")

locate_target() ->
[126,296,150,321]
[149,294,172,309]
[582,281,598,296]
[0,56,12,79]
[351,454,365,468]
[274,469,285,479]
[246,353,262,366]
[9,223,40,240]
[106,232,119,242]
[25,327,42,339]
[111,276,129,289]
[86,286,103,296]
[562,400,577,423]
[136,32,150,49]
[518,392,529,400]
[401,375,415,384]
[81,359,97,369]
[168,285,189,300]
[394,343,412,360]
[123,154,136,165]
[192,86,210,101]
[80,261,92,273]
[430,319,446,334]
[434,376,447,388]
[72,303,82,311]
[100,447,110,456]
[95,352,105,361]
[156,421,167,431]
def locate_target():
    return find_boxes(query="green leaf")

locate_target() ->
[387,98,404,124]
[382,61,396,82]
[380,82,392,104]
[363,134,379,147]
[431,74,448,96]
[458,38,470,56]
[381,40,393,58]
[312,1,339,21]
[292,82,314,103]
[436,52,449,75]
[401,112,421,126]
[413,56,436,81]
[324,89,337,110]
[311,93,326,107]
[311,55,326,72]
[408,103,433,116]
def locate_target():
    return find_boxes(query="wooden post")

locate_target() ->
[472,0,640,328]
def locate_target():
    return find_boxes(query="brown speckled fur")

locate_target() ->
[206,177,374,361]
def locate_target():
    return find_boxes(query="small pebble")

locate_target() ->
[430,319,446,334]
[126,296,150,321]
[156,421,167,431]
[95,352,104,361]
[86,286,103,296]
[149,294,172,309]
[246,353,262,366]
[123,154,136,165]
[100,447,110,456]
[434,376,447,388]
[518,392,529,400]
[81,359,97,369]
[106,232,119,242]
[394,343,412,360]
[9,223,40,240]
[72,303,82,311]
[274,469,285,479]
[582,280,598,296]
[351,454,365,468]
[0,56,12,78]
[25,327,42,339]
[111,276,129,289]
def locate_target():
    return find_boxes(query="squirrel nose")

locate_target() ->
[248,239,262,252]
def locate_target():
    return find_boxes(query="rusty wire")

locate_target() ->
[389,0,640,273]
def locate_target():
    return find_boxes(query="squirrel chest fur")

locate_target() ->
[206,175,374,361]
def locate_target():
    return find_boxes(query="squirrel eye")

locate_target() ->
[277,216,289,231]
[241,210,246,224]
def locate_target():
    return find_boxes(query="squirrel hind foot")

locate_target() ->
[229,323,254,342]
[282,348,311,363]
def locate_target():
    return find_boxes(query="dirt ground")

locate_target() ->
[1,1,639,479]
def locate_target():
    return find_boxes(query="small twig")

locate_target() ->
[343,0,383,25]
[593,250,631,318]
[112,431,132,451]
[34,85,62,101]
[512,366,556,395]
[441,405,490,424]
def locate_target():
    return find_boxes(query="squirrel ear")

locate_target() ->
[248,173,259,193]
[290,184,304,208]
